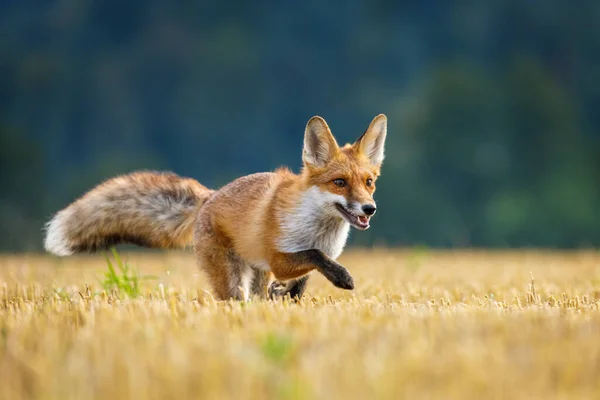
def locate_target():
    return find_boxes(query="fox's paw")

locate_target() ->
[331,269,355,291]
[268,276,311,302]
[268,280,288,299]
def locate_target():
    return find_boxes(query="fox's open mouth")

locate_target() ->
[335,203,370,230]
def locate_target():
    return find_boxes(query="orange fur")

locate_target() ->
[44,115,388,300]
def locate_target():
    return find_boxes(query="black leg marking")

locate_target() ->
[290,249,354,290]
[268,275,311,302]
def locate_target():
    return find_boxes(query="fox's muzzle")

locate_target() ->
[361,204,376,216]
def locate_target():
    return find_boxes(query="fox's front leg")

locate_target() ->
[269,250,354,291]
[268,275,311,301]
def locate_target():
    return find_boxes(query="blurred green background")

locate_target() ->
[1,1,599,251]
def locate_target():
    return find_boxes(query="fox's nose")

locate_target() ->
[362,204,377,216]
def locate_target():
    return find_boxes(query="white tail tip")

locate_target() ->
[44,213,74,256]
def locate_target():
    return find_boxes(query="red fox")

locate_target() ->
[44,114,387,301]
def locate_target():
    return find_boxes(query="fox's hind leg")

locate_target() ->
[194,221,253,301]
[196,246,252,301]
[250,269,273,299]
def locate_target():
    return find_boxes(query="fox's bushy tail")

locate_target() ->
[44,171,213,256]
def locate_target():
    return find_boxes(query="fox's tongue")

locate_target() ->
[358,216,369,224]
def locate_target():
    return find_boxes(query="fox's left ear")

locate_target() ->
[303,116,339,168]
[355,114,387,166]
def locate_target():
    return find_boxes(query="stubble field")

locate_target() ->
[1,249,600,399]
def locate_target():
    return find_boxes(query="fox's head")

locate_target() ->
[301,114,387,230]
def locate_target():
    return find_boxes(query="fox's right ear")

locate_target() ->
[303,116,339,168]
[354,114,387,167]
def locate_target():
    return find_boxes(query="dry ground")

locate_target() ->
[1,249,600,399]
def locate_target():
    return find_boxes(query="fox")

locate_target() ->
[44,114,388,301]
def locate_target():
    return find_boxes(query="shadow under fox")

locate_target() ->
[44,115,388,301]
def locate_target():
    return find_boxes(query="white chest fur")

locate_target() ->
[276,186,351,259]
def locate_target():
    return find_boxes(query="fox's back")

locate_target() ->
[196,171,291,263]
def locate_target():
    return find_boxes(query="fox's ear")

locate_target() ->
[355,114,387,166]
[303,116,339,168]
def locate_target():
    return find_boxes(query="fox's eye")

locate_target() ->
[366,178,373,187]
[333,178,347,188]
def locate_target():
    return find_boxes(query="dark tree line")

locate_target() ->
[0,1,599,250]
